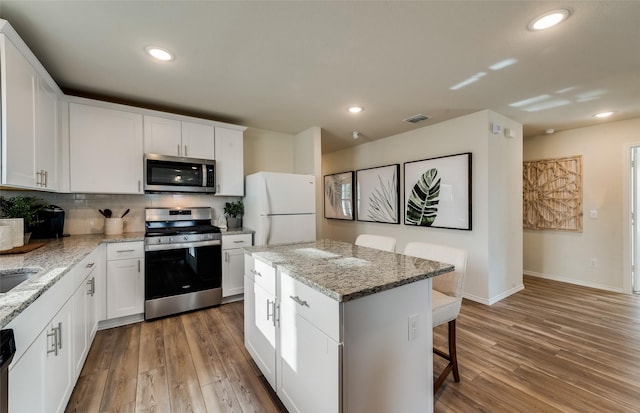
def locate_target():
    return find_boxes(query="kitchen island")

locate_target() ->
[243,239,454,413]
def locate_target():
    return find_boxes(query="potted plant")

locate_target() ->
[224,201,244,228]
[0,196,46,243]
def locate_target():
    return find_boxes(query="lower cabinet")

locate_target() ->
[222,233,252,297]
[244,254,340,413]
[106,241,145,319]
[8,292,73,413]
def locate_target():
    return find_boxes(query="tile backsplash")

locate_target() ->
[0,190,240,235]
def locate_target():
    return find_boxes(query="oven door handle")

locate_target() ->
[145,239,221,252]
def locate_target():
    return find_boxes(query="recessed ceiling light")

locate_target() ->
[145,46,173,61]
[593,111,614,118]
[348,106,363,114]
[528,9,570,31]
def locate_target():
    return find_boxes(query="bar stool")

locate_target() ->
[404,242,468,393]
[354,234,397,252]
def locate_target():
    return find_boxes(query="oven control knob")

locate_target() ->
[183,236,188,241]
[157,238,162,243]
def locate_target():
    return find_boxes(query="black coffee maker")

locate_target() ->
[32,205,65,239]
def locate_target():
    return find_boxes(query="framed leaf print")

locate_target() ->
[356,164,400,224]
[324,171,354,220]
[404,152,472,230]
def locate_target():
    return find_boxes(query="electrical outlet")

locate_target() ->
[591,258,598,268]
[408,314,418,341]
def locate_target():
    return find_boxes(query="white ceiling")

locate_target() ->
[1,1,638,153]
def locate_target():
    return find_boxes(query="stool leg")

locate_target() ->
[449,319,460,382]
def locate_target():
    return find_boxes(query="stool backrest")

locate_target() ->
[355,234,397,252]
[404,242,467,298]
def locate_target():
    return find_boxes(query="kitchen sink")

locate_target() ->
[0,268,41,293]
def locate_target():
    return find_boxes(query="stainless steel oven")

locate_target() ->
[144,207,222,320]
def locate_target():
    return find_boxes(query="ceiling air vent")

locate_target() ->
[403,114,430,124]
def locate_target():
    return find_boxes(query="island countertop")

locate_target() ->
[244,239,454,302]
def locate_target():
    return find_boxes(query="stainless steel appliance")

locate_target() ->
[144,153,216,193]
[144,207,222,320]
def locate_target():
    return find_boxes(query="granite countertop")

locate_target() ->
[220,228,254,236]
[0,232,144,328]
[244,239,454,302]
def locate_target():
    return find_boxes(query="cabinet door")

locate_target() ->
[35,77,59,190]
[71,278,88,378]
[214,127,244,196]
[11,300,74,413]
[182,121,215,159]
[143,115,182,156]
[107,257,144,319]
[244,276,277,388]
[69,103,144,194]
[278,295,341,413]
[1,35,37,188]
[222,248,245,297]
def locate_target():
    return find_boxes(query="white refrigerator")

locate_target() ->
[244,172,316,246]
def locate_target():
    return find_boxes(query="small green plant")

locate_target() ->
[224,201,244,217]
[0,196,46,230]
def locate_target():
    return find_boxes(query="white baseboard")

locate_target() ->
[463,283,524,306]
[524,270,624,293]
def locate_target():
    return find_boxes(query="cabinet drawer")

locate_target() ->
[245,255,276,295]
[280,272,340,342]
[72,248,98,291]
[222,233,252,250]
[107,241,144,260]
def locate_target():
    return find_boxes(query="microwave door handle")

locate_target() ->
[202,164,208,187]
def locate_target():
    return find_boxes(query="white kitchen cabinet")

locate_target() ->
[0,33,59,190]
[106,241,145,319]
[277,272,341,413]
[214,127,244,196]
[222,233,252,297]
[71,248,99,379]
[244,254,277,388]
[9,298,73,413]
[144,114,215,159]
[69,102,144,194]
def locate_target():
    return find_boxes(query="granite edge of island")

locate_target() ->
[244,240,455,302]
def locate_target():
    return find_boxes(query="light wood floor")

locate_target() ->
[66,276,640,412]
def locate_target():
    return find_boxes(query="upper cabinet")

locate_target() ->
[215,127,244,196]
[69,102,144,194]
[0,30,61,191]
[144,115,215,160]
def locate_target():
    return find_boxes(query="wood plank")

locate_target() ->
[65,369,109,413]
[135,367,171,413]
[138,319,165,373]
[100,324,141,412]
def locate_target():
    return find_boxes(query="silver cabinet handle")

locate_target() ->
[117,249,135,253]
[87,277,95,296]
[266,299,277,327]
[224,251,229,262]
[233,240,245,244]
[44,170,48,187]
[56,322,62,350]
[36,170,42,186]
[177,144,181,156]
[138,259,141,273]
[250,269,262,277]
[47,327,58,355]
[86,262,95,268]
[290,296,309,307]
[184,145,188,157]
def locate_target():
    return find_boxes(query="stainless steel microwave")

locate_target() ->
[144,153,216,193]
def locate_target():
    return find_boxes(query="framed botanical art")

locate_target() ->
[324,171,354,220]
[356,164,400,224]
[404,152,472,230]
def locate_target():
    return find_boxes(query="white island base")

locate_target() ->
[244,240,448,413]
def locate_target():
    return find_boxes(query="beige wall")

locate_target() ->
[322,110,523,304]
[523,117,640,292]
[243,127,295,175]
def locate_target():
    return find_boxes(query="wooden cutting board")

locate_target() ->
[0,242,45,255]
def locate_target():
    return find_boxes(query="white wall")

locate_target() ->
[322,110,523,304]
[294,127,323,238]
[523,117,640,293]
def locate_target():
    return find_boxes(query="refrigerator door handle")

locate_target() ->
[263,215,271,245]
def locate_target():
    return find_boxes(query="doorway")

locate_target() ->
[630,147,640,293]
